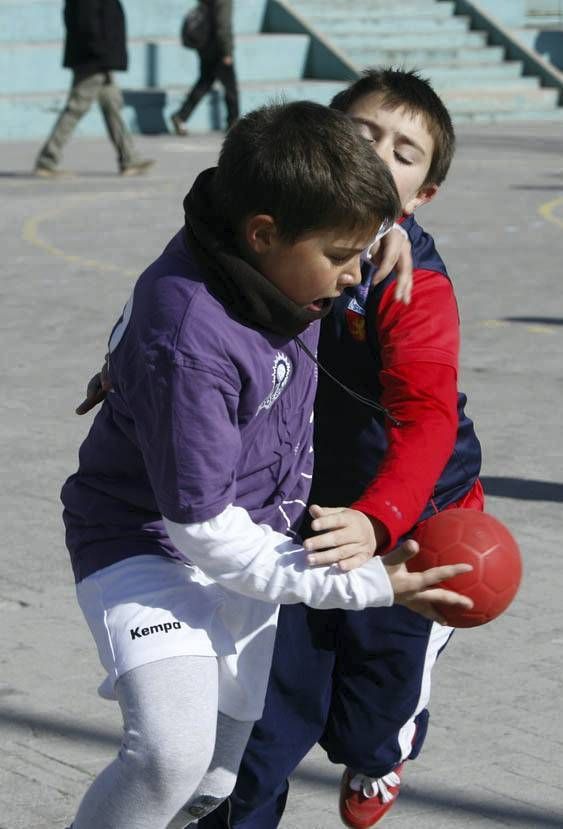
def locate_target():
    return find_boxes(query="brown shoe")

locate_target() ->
[34,165,74,178]
[120,159,155,176]
[170,114,188,136]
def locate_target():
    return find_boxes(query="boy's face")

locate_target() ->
[244,218,373,312]
[346,92,438,214]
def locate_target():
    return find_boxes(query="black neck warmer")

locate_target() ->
[183,168,332,338]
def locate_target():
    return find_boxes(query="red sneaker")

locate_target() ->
[339,765,404,828]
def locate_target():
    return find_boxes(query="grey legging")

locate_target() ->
[71,655,253,829]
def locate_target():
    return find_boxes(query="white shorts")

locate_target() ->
[76,554,280,721]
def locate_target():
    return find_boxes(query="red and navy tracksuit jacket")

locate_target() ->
[312,212,483,545]
[198,215,484,829]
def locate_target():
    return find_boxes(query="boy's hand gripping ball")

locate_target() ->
[408,509,522,627]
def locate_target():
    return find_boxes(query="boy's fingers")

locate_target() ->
[309,512,350,533]
[75,372,107,415]
[382,539,419,566]
[76,386,106,415]
[100,358,112,391]
[87,373,103,396]
[304,527,350,553]
[411,588,473,609]
[337,551,374,572]
[308,504,344,519]
[307,543,363,567]
[371,239,400,283]
[417,562,472,588]
[393,239,413,304]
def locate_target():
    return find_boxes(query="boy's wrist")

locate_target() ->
[365,515,390,553]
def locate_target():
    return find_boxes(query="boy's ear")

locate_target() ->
[244,214,279,254]
[404,183,439,215]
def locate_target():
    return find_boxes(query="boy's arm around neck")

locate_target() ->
[352,268,460,547]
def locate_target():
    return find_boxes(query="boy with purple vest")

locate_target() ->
[199,71,483,829]
[60,101,472,829]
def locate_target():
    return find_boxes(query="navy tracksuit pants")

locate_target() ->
[199,601,452,828]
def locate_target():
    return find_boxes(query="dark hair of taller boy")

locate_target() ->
[213,100,401,242]
[331,68,455,187]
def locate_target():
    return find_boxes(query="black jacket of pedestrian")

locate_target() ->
[200,0,234,58]
[63,0,128,73]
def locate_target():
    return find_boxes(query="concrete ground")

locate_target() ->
[1,119,562,829]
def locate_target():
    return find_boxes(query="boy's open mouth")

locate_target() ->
[306,297,333,313]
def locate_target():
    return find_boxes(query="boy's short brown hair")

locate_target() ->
[213,100,401,241]
[330,68,455,186]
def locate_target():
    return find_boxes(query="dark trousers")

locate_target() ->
[176,50,239,127]
[199,602,451,829]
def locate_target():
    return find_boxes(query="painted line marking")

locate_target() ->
[538,195,563,230]
[21,186,173,275]
[478,320,556,336]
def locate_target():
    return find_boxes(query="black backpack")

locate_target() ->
[180,3,211,50]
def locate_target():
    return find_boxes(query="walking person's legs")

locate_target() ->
[35,71,102,174]
[97,73,154,175]
[171,54,218,134]
[216,62,239,128]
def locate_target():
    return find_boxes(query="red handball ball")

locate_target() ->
[408,509,522,628]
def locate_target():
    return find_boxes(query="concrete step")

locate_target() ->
[349,44,506,66]
[6,77,559,142]
[454,106,563,122]
[158,35,310,86]
[297,0,561,121]
[5,86,563,145]
[433,74,540,91]
[526,0,562,9]
[302,2,456,20]
[0,79,347,140]
[422,61,526,85]
[442,85,559,113]
[526,0,563,17]
[0,0,268,42]
[524,14,563,24]
[307,15,471,35]
[127,0,268,38]
[0,34,310,95]
[294,0,451,10]
[330,30,488,50]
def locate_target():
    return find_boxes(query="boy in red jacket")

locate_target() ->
[199,69,484,829]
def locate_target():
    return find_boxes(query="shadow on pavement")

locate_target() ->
[293,765,563,827]
[502,316,563,327]
[3,709,563,827]
[510,184,563,191]
[0,171,126,179]
[0,705,120,747]
[482,476,563,503]
[0,171,45,179]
